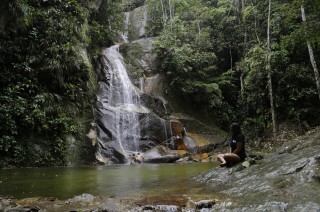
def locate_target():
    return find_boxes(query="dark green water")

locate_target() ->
[0,163,217,199]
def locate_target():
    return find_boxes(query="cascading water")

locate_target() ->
[120,12,130,43]
[95,45,150,164]
[139,77,145,93]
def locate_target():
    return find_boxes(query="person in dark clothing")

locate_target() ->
[217,123,246,167]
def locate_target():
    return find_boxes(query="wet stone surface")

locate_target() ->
[192,128,320,211]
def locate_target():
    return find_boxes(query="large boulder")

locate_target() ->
[142,145,180,163]
[127,5,148,40]
[138,112,172,151]
[131,38,158,73]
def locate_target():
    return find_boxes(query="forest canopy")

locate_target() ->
[146,0,320,137]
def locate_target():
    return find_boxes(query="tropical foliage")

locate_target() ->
[147,0,320,136]
[0,0,123,167]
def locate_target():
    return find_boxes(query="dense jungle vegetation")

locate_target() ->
[146,0,320,137]
[0,0,123,166]
[0,0,319,167]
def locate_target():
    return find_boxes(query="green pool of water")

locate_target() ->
[0,163,217,199]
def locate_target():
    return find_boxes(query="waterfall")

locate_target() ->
[95,45,150,164]
[104,45,148,151]
[169,121,174,149]
[139,77,144,93]
[93,5,172,164]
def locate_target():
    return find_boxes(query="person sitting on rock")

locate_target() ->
[217,122,246,167]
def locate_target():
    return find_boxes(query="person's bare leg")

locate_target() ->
[217,154,227,167]
[223,153,241,164]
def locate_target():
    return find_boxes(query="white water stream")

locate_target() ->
[101,45,149,153]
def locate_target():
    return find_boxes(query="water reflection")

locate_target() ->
[0,163,216,199]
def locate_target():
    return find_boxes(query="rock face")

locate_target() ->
[192,128,320,211]
[126,5,148,41]
[93,45,172,164]
[131,38,158,72]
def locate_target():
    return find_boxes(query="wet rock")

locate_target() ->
[140,93,167,118]
[175,157,190,163]
[242,158,256,168]
[135,195,188,209]
[67,193,100,205]
[289,202,320,211]
[174,136,187,150]
[279,158,310,175]
[5,206,40,212]
[0,196,14,210]
[238,201,288,211]
[183,135,197,153]
[194,199,215,209]
[139,112,171,147]
[143,145,180,163]
[192,128,320,210]
[99,197,121,212]
[3,197,43,212]
[142,204,180,211]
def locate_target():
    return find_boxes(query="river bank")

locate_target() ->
[193,126,320,211]
[1,193,225,211]
[1,127,319,211]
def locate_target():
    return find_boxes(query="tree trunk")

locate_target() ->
[230,47,233,70]
[160,0,167,28]
[239,0,245,99]
[240,72,244,98]
[267,0,277,141]
[301,5,320,101]
[251,1,261,44]
[242,0,247,45]
[168,0,172,22]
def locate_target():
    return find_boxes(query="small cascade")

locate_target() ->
[139,77,145,93]
[120,12,130,43]
[145,205,180,211]
[162,118,168,144]
[169,121,174,149]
